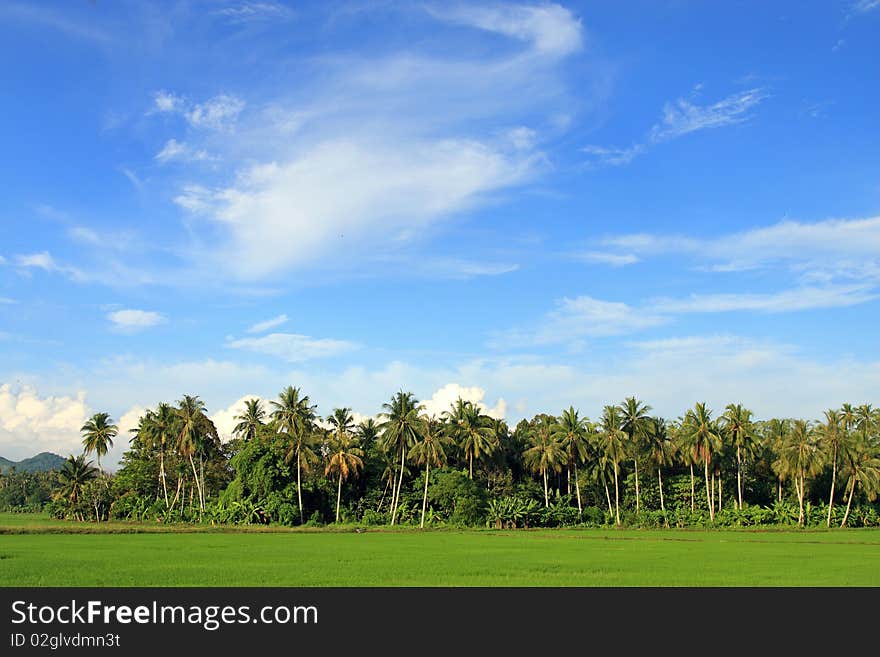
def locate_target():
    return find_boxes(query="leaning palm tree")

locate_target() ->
[774,419,823,526]
[618,396,653,514]
[81,412,118,475]
[523,418,566,507]
[445,398,498,480]
[596,405,628,526]
[379,391,423,525]
[233,398,265,442]
[56,454,98,521]
[324,431,364,523]
[270,386,318,524]
[646,416,675,524]
[819,408,847,527]
[720,403,755,510]
[838,433,880,527]
[409,416,453,528]
[552,407,591,513]
[682,403,722,521]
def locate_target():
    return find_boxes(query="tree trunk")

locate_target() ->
[420,461,430,529]
[377,477,390,513]
[574,461,582,513]
[567,466,571,496]
[469,451,474,480]
[296,449,304,524]
[840,477,856,528]
[199,454,205,512]
[171,476,182,511]
[159,449,169,509]
[704,458,714,522]
[718,471,722,512]
[542,469,549,507]
[634,457,640,513]
[826,443,838,528]
[795,474,804,526]
[391,446,406,525]
[689,464,695,512]
[658,468,667,527]
[189,454,204,519]
[613,465,620,526]
[736,445,743,510]
[336,473,342,523]
[778,478,783,503]
[603,477,613,517]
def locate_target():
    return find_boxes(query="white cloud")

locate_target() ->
[214,2,295,23]
[15,251,57,271]
[154,90,184,113]
[0,384,90,461]
[427,3,583,56]
[422,383,507,420]
[0,297,15,305]
[651,285,878,313]
[853,0,880,12]
[209,394,268,440]
[574,251,639,267]
[186,94,245,131]
[107,309,166,333]
[246,314,289,334]
[226,332,359,362]
[581,144,643,167]
[155,139,212,163]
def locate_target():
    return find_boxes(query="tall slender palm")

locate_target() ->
[682,403,722,521]
[233,398,265,442]
[765,418,791,502]
[56,455,98,521]
[619,396,653,514]
[324,431,364,523]
[409,416,453,528]
[175,395,216,515]
[138,403,177,508]
[720,403,755,510]
[81,412,118,475]
[379,391,423,525]
[671,418,696,511]
[445,398,497,480]
[855,404,876,440]
[819,409,846,527]
[270,386,318,524]
[839,433,880,527]
[596,405,627,525]
[523,418,566,507]
[774,419,823,526]
[646,417,675,524]
[552,407,591,513]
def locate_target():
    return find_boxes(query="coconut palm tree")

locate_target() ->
[819,409,847,527]
[774,419,823,526]
[409,416,453,528]
[670,417,697,511]
[81,412,118,475]
[233,398,265,442]
[327,407,357,441]
[596,405,627,525]
[444,398,497,480]
[324,430,364,523]
[136,403,177,508]
[56,454,98,521]
[839,433,880,527]
[682,403,722,522]
[618,396,653,514]
[379,391,423,525]
[175,395,216,516]
[356,418,380,450]
[720,403,755,510]
[551,407,591,513]
[646,416,675,524]
[270,386,318,524]
[765,418,791,502]
[523,418,566,507]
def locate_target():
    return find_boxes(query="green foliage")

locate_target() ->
[427,468,488,526]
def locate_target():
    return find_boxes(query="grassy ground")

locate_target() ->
[2,513,879,586]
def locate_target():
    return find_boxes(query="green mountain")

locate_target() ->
[0,452,66,473]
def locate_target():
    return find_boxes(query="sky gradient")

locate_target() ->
[1,1,879,466]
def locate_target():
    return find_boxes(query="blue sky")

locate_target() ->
[1,1,879,465]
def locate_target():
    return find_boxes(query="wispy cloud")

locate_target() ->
[213,2,295,24]
[152,91,245,131]
[852,0,880,13]
[651,285,877,314]
[573,251,639,267]
[1,3,113,45]
[584,87,767,167]
[107,309,166,333]
[246,314,289,334]
[226,332,358,362]
[0,297,16,305]
[155,139,213,163]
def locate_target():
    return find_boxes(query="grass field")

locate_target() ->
[2,513,879,586]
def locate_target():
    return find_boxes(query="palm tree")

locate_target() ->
[522,418,566,507]
[56,455,98,521]
[765,418,791,502]
[409,416,453,528]
[552,407,591,513]
[774,419,823,526]
[445,398,497,480]
[596,405,627,525]
[720,403,755,510]
[270,386,318,524]
[839,433,880,527]
[646,417,675,524]
[670,418,696,511]
[175,395,216,515]
[233,398,265,442]
[324,428,364,523]
[379,391,423,525]
[327,407,357,441]
[137,403,177,508]
[81,412,118,475]
[682,403,722,522]
[819,409,846,527]
[356,418,380,450]
[619,396,653,514]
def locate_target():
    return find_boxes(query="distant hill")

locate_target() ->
[0,452,66,473]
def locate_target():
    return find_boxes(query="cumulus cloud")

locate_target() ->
[0,384,90,461]
[107,309,166,333]
[226,332,358,362]
[421,383,507,420]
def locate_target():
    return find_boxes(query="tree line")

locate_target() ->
[33,387,880,529]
